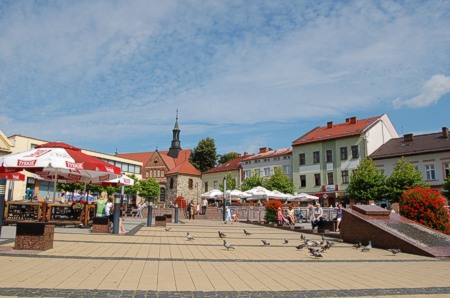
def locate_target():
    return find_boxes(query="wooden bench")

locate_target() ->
[155,216,166,227]
[317,220,336,233]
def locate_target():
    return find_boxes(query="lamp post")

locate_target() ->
[222,176,227,221]
[0,178,6,237]
[147,201,153,227]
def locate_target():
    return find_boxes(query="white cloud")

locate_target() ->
[393,74,450,108]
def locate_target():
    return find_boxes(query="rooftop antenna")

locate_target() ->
[115,148,118,155]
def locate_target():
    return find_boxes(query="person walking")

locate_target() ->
[335,204,343,232]
[202,198,208,215]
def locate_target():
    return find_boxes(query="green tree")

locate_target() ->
[189,137,218,173]
[218,152,240,165]
[263,167,295,194]
[138,178,160,202]
[241,171,265,191]
[124,174,140,198]
[219,172,237,191]
[346,158,386,203]
[385,157,428,203]
[441,175,450,203]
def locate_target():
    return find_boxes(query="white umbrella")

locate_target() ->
[287,193,320,202]
[266,190,288,200]
[226,189,252,198]
[200,189,223,198]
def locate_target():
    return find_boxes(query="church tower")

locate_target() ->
[168,111,182,158]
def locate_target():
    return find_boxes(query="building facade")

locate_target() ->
[291,114,398,206]
[370,127,450,196]
[202,154,247,192]
[240,147,293,180]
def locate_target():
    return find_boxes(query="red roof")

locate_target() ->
[292,116,380,146]
[242,148,292,161]
[117,149,198,176]
[205,155,246,174]
[166,159,201,176]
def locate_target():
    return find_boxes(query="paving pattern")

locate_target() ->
[0,219,449,298]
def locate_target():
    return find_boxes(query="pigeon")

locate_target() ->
[186,232,195,240]
[387,248,401,255]
[296,243,306,250]
[223,240,235,250]
[300,234,305,240]
[165,227,172,232]
[312,251,323,258]
[243,229,252,236]
[353,242,362,249]
[311,240,321,247]
[361,241,372,252]
[283,238,289,244]
[261,240,270,246]
[218,231,226,238]
[308,247,320,253]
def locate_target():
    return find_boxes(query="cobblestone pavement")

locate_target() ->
[0,219,449,298]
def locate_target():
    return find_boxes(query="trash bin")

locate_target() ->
[14,222,55,250]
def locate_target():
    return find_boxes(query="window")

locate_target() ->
[214,181,218,189]
[313,151,320,164]
[245,170,251,178]
[299,153,305,166]
[351,145,359,159]
[264,167,270,177]
[327,172,334,185]
[445,163,450,179]
[314,174,321,186]
[341,170,349,184]
[170,178,174,189]
[205,182,208,192]
[340,147,347,160]
[326,150,333,163]
[146,170,149,177]
[425,165,436,180]
[188,179,193,189]
[283,165,291,174]
[300,175,306,187]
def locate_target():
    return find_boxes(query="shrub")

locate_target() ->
[264,199,283,223]
[400,186,450,235]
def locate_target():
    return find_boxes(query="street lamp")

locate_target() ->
[222,176,227,221]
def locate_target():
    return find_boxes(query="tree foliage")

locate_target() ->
[441,175,450,203]
[189,137,218,173]
[218,152,240,165]
[346,158,386,203]
[400,186,450,235]
[124,174,140,198]
[240,171,265,191]
[385,157,428,203]
[138,178,160,202]
[264,167,295,194]
[219,172,237,191]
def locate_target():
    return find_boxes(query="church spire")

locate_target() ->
[168,110,181,158]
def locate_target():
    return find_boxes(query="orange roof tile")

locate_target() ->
[242,148,292,161]
[166,159,201,176]
[205,155,246,174]
[292,116,380,146]
[116,152,152,164]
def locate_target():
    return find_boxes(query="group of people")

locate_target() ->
[225,206,239,223]
[309,202,343,232]
[277,206,296,228]
[186,198,209,222]
[96,191,128,234]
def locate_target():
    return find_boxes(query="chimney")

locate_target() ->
[404,133,414,142]
[350,116,357,124]
[259,147,268,153]
[443,127,449,139]
[327,121,333,128]
[345,118,350,123]
[244,152,248,156]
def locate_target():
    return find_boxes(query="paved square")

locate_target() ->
[0,219,449,297]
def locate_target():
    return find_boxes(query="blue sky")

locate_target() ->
[1,1,449,156]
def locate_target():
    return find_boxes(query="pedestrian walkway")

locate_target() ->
[0,219,449,297]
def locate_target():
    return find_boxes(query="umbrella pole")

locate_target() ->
[53,170,58,203]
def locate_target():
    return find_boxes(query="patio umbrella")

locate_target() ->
[287,193,319,202]
[266,190,289,200]
[0,172,25,181]
[200,189,223,198]
[243,186,271,201]
[0,141,121,201]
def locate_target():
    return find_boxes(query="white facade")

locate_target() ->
[241,148,292,180]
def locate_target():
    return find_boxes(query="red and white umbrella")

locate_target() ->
[0,172,25,181]
[0,142,121,201]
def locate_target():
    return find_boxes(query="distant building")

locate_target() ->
[241,147,293,181]
[291,114,398,206]
[117,114,201,204]
[370,127,450,198]
[203,154,247,191]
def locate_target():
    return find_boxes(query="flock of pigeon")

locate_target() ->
[168,227,401,257]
